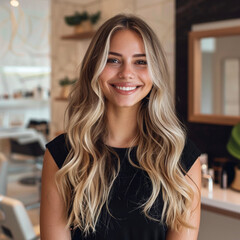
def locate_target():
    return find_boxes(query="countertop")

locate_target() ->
[201,184,240,217]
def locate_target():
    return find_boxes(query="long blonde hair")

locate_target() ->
[56,14,195,235]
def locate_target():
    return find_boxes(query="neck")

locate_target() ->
[105,104,139,148]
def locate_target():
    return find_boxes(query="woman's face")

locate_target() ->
[99,29,152,109]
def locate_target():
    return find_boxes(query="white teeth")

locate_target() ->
[115,86,137,91]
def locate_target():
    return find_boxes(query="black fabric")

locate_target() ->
[46,134,201,240]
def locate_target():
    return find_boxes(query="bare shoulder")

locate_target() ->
[186,157,201,189]
[42,149,59,176]
[166,158,201,240]
[40,149,71,240]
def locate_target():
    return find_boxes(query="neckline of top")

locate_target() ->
[108,145,138,152]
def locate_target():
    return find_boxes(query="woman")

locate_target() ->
[40,14,201,240]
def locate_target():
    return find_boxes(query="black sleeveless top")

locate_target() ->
[46,134,201,240]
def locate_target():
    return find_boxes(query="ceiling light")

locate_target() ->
[10,0,19,7]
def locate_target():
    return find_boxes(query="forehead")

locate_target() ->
[109,29,145,53]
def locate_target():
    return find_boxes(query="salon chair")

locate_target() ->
[0,154,8,195]
[9,120,48,209]
[0,195,40,240]
[9,120,48,184]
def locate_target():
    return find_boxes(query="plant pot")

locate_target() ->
[231,167,240,191]
[60,85,71,99]
[74,20,93,34]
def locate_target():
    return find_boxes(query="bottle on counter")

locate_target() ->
[208,168,214,181]
[220,169,228,189]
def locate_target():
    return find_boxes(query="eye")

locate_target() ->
[135,60,147,65]
[107,58,120,64]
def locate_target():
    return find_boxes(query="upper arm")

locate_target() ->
[166,157,201,240]
[40,149,71,240]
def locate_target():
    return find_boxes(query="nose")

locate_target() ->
[118,63,135,80]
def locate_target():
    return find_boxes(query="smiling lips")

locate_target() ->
[115,86,137,91]
[111,83,140,95]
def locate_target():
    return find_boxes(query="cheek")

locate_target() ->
[142,72,153,87]
[98,69,109,87]
[138,68,151,80]
[100,66,117,80]
[98,75,110,96]
[98,70,106,83]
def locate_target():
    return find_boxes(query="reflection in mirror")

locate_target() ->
[201,36,240,116]
[223,58,239,116]
[188,26,240,125]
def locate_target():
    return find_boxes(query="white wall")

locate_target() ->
[0,0,51,97]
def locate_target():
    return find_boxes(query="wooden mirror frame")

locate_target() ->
[188,26,240,125]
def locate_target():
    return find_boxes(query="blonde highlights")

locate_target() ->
[56,14,196,235]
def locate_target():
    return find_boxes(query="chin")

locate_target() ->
[114,102,140,108]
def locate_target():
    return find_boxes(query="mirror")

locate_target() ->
[188,26,240,125]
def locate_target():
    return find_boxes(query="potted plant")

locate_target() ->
[65,11,101,34]
[59,76,76,99]
[227,123,240,191]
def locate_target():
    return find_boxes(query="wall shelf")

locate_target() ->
[61,31,95,40]
[0,99,50,109]
[55,97,68,101]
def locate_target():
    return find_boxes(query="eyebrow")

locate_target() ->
[109,51,146,57]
